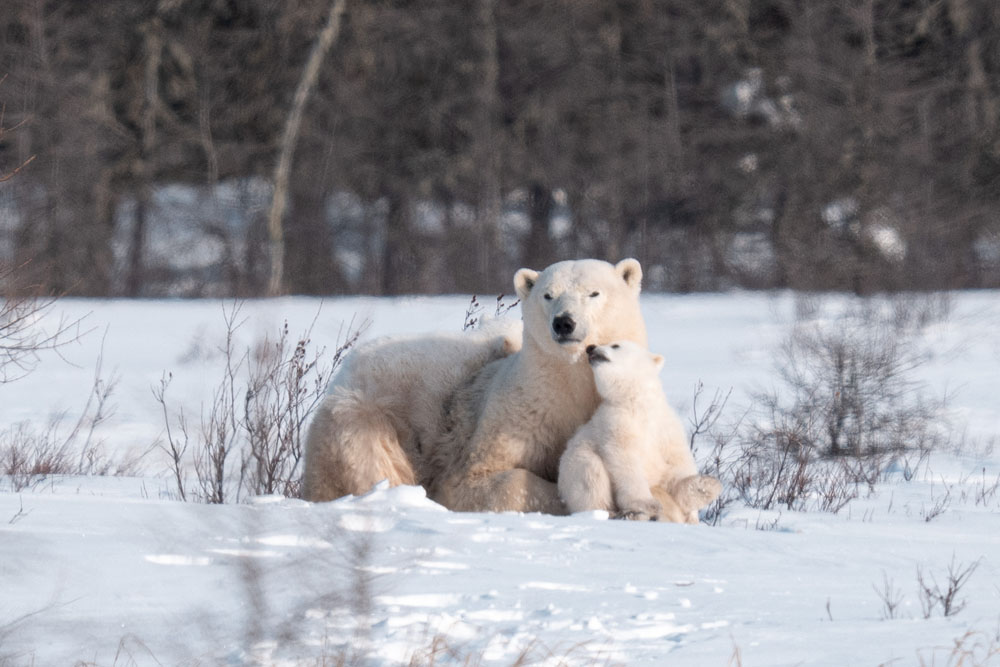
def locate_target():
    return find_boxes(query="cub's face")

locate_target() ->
[513,259,648,362]
[586,340,664,398]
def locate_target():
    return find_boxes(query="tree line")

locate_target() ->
[1,0,998,297]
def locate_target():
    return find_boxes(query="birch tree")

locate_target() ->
[266,0,348,297]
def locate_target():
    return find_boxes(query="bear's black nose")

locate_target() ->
[586,344,596,354]
[552,314,576,337]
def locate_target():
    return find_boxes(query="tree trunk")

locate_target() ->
[266,0,348,297]
[127,16,163,297]
[285,175,344,294]
[523,182,553,270]
[475,0,502,291]
[381,191,417,295]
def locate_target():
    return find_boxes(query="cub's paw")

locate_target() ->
[613,498,662,522]
[674,475,722,511]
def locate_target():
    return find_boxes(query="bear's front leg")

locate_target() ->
[485,468,568,514]
[558,441,614,513]
[439,468,568,514]
[611,497,663,521]
[603,448,661,521]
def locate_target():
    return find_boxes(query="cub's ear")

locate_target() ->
[616,258,642,290]
[514,268,539,301]
[651,353,665,370]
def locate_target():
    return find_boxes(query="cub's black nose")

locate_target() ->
[586,344,596,354]
[552,314,576,337]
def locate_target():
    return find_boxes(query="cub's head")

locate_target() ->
[585,340,664,398]
[513,258,647,361]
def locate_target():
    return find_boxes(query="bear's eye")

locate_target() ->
[611,344,620,349]
[543,293,553,300]
[589,291,600,298]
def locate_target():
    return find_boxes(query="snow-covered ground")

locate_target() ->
[2,292,1000,666]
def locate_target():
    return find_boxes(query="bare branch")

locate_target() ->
[917,556,981,618]
[872,571,905,620]
[155,302,364,503]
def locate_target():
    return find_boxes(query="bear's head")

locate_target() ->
[585,340,664,399]
[513,259,647,362]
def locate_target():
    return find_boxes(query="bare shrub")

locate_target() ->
[975,469,1000,507]
[917,626,1000,667]
[0,263,87,384]
[192,303,244,504]
[241,315,353,499]
[887,292,953,332]
[462,293,519,331]
[688,382,733,457]
[152,373,190,501]
[155,302,362,503]
[0,348,138,492]
[917,557,981,619]
[707,392,862,515]
[691,385,743,525]
[873,571,905,620]
[768,305,947,466]
[922,482,952,522]
[700,436,739,525]
[701,295,953,521]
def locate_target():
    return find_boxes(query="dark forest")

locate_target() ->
[1,0,998,297]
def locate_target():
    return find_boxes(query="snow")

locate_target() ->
[111,179,273,295]
[2,292,1000,665]
[867,224,907,262]
[821,197,860,229]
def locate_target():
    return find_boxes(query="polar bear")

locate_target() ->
[301,317,521,502]
[425,259,649,513]
[558,341,722,523]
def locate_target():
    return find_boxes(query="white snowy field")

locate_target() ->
[2,292,1000,666]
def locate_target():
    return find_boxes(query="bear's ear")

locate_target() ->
[513,268,539,300]
[651,353,665,370]
[616,258,642,290]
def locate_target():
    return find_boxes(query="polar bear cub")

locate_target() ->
[558,340,721,523]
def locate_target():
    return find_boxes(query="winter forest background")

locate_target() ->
[2,0,999,299]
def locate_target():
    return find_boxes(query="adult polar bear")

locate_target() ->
[301,319,521,502]
[304,258,651,514]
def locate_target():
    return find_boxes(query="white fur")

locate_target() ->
[302,258,657,514]
[429,259,649,513]
[558,341,720,523]
[301,317,521,501]
[514,258,646,363]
